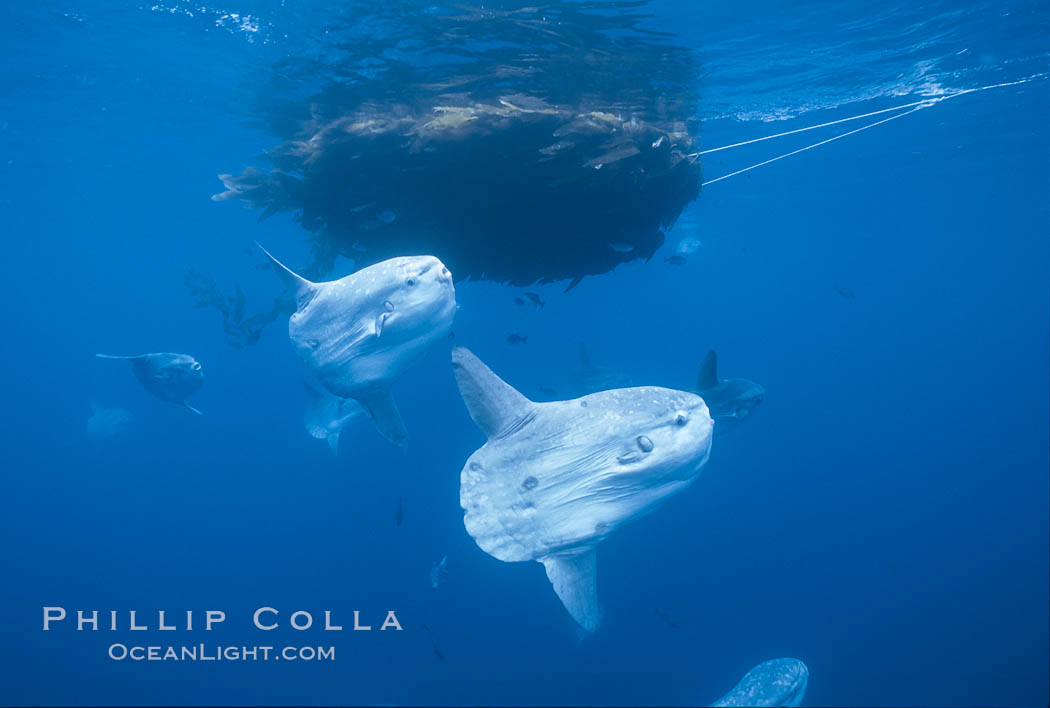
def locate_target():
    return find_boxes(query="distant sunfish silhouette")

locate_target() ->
[86,403,132,441]
[452,346,713,632]
[260,245,457,446]
[302,380,364,455]
[571,342,633,396]
[429,555,448,589]
[95,352,204,415]
[711,658,809,707]
[694,349,764,427]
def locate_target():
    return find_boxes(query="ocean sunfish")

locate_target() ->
[571,342,633,396]
[96,352,204,415]
[260,245,456,446]
[452,346,713,632]
[429,555,448,589]
[695,349,764,426]
[711,658,809,707]
[302,380,364,455]
[86,404,132,441]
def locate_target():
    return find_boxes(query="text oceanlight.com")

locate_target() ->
[108,644,335,662]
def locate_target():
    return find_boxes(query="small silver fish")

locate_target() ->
[522,292,545,308]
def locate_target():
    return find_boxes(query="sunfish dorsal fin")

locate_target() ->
[541,550,601,633]
[356,389,409,447]
[257,243,316,302]
[451,347,535,438]
[697,349,719,390]
[96,354,145,360]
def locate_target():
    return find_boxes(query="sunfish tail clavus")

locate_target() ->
[452,346,713,632]
[259,244,456,446]
[96,353,204,415]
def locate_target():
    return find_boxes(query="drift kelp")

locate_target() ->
[212,0,702,290]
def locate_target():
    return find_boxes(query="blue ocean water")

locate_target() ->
[0,1,1047,706]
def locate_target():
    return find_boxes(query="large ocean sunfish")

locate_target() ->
[452,346,714,632]
[260,245,456,446]
[711,658,809,707]
[695,349,764,427]
[95,352,204,415]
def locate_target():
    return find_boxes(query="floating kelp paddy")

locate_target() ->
[211,1,702,302]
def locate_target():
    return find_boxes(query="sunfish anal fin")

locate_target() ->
[357,389,409,447]
[541,550,601,633]
[451,346,536,439]
[697,348,719,390]
[327,431,340,456]
[184,403,203,416]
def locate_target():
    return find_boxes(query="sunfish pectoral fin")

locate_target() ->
[540,549,601,633]
[184,403,203,416]
[357,389,409,447]
[451,347,536,438]
[256,243,317,303]
[697,348,719,390]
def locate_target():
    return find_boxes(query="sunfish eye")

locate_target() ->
[673,412,688,426]
[636,435,653,453]
[405,277,417,287]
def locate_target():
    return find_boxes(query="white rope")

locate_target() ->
[694,75,1043,187]
[700,105,924,186]
[695,99,940,155]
